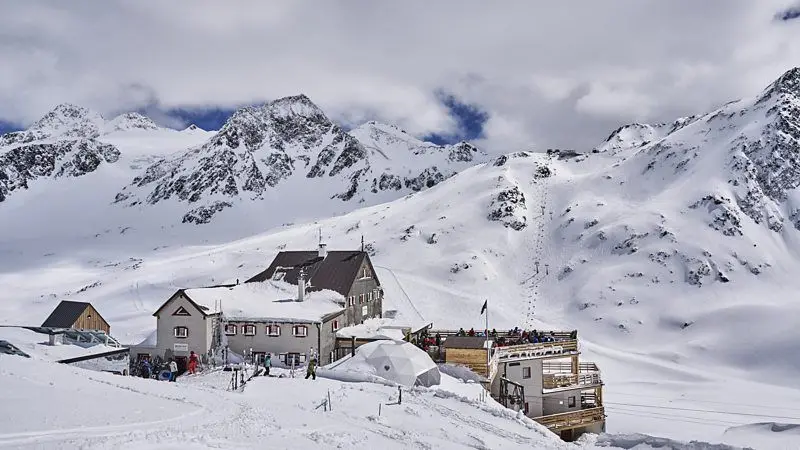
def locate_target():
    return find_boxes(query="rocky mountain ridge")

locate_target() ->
[113,95,486,223]
[0,104,151,202]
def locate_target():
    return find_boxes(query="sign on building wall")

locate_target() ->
[173,343,189,352]
[362,305,368,316]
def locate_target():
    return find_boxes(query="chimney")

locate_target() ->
[297,270,306,302]
[318,242,327,258]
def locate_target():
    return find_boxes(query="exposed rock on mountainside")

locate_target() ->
[115,96,487,223]
[0,104,125,203]
[488,185,527,230]
[0,140,120,202]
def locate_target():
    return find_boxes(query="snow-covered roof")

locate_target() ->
[184,281,345,323]
[0,327,121,362]
[336,318,407,340]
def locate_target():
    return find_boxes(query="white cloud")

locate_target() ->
[575,82,655,119]
[0,0,798,152]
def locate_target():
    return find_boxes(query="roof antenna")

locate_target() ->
[361,234,364,252]
[318,227,322,245]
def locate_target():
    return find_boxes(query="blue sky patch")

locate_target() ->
[775,5,800,21]
[423,91,489,145]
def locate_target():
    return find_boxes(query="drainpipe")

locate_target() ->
[316,322,322,364]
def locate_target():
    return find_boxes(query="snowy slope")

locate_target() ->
[3,68,800,446]
[0,357,574,449]
[0,356,755,449]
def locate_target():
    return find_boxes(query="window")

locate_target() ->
[292,325,308,337]
[362,305,368,317]
[522,367,531,379]
[285,352,300,366]
[568,396,576,408]
[361,267,371,278]
[359,294,365,304]
[524,402,530,415]
[243,324,256,336]
[347,296,354,307]
[331,320,339,332]
[266,325,281,336]
[174,326,188,338]
[224,324,237,336]
[368,291,372,302]
[271,271,285,281]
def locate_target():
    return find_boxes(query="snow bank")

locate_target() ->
[588,433,749,449]
[722,422,800,449]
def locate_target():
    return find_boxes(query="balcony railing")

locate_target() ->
[542,361,599,374]
[495,340,578,361]
[534,406,605,431]
[542,372,602,390]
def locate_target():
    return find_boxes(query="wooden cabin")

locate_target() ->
[41,301,110,334]
[443,336,492,376]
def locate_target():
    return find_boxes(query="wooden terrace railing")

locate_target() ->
[542,361,599,374]
[542,372,602,390]
[534,406,605,431]
[494,340,578,361]
[430,329,576,340]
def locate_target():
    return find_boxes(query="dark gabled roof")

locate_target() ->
[443,336,490,349]
[152,288,227,318]
[246,250,378,297]
[41,301,105,328]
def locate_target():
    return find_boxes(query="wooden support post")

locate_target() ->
[596,386,603,406]
[571,355,578,375]
[351,336,356,357]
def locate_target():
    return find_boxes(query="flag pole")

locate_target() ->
[485,299,490,368]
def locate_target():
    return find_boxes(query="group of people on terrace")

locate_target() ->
[411,326,577,353]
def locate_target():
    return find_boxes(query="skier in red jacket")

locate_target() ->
[188,351,199,374]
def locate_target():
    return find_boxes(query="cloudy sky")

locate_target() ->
[1,1,799,152]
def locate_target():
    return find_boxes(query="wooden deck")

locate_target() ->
[534,406,605,431]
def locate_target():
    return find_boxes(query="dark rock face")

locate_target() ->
[448,142,479,163]
[405,167,445,191]
[487,186,527,230]
[688,195,743,236]
[182,201,233,224]
[0,140,120,202]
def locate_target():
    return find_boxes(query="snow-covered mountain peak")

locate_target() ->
[350,121,425,152]
[264,94,329,123]
[105,112,159,133]
[182,124,203,132]
[27,103,105,140]
[593,123,661,155]
[758,66,800,102]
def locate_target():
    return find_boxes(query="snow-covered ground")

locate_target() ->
[0,356,765,449]
[0,357,572,449]
[3,70,800,448]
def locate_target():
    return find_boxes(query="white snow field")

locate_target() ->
[3,70,800,448]
[0,356,580,449]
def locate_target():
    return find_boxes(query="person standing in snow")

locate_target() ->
[263,354,271,376]
[188,351,199,375]
[168,359,178,382]
[305,358,317,380]
[141,359,152,379]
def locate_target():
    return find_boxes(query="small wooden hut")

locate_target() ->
[443,336,492,376]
